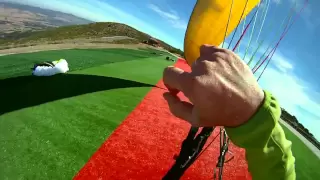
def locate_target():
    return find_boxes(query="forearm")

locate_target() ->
[225,91,295,180]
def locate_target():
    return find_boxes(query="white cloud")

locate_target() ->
[272,0,282,5]
[271,52,294,73]
[287,0,314,31]
[288,0,310,19]
[148,4,179,20]
[147,3,187,30]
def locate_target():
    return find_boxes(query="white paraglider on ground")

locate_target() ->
[32,59,69,76]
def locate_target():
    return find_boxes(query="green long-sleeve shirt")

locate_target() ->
[225,91,295,180]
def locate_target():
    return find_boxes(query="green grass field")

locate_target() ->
[0,48,174,179]
[0,48,319,180]
[281,125,319,179]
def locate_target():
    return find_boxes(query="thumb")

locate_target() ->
[163,92,193,122]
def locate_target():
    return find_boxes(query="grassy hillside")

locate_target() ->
[0,22,184,56]
[0,2,92,35]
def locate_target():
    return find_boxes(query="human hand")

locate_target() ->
[163,44,264,127]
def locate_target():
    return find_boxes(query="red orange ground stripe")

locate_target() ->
[73,59,251,180]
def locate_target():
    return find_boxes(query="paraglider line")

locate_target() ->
[253,0,308,74]
[243,0,262,60]
[196,130,220,160]
[238,14,247,53]
[227,0,250,49]
[250,0,292,68]
[232,1,263,51]
[256,0,270,43]
[222,0,235,48]
[257,47,275,81]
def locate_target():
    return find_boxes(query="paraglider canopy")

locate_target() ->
[32,59,69,76]
[184,0,260,65]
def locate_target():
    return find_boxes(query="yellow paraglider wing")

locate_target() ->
[184,0,260,65]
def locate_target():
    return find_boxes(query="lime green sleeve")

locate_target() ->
[225,91,295,180]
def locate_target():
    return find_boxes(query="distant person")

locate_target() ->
[163,44,295,180]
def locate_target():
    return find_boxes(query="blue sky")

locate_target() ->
[2,0,319,141]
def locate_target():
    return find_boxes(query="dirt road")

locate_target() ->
[0,43,149,56]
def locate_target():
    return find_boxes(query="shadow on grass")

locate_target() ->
[0,74,159,115]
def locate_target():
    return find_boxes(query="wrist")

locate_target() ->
[225,90,280,147]
[229,88,265,127]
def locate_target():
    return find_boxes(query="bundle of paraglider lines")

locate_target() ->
[162,0,308,179]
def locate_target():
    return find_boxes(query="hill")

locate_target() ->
[0,2,92,36]
[0,22,184,56]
